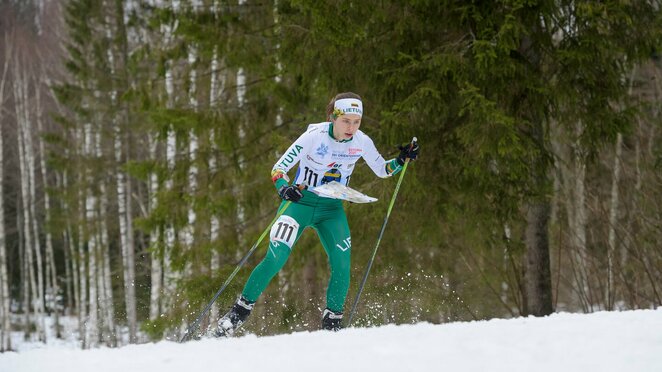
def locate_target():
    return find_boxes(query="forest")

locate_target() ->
[0,0,661,350]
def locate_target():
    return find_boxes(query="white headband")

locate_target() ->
[333,98,363,118]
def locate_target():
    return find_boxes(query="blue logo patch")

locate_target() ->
[316,144,329,158]
[322,168,342,184]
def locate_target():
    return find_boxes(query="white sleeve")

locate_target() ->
[362,136,391,178]
[272,130,310,174]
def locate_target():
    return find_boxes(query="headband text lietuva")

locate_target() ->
[333,98,363,118]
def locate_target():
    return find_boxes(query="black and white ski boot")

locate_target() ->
[214,296,254,337]
[321,308,343,331]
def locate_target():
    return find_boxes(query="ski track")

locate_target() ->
[1,309,661,372]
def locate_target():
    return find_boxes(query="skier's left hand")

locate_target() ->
[397,141,419,165]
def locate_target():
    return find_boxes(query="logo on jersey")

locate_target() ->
[336,237,351,252]
[332,152,361,159]
[348,148,363,155]
[321,168,342,184]
[327,162,342,168]
[316,144,329,158]
[278,144,304,168]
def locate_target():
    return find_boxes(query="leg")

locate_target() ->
[241,201,310,302]
[215,201,311,337]
[315,209,351,314]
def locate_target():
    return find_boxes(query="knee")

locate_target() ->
[259,243,291,275]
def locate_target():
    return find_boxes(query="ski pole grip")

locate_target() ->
[405,137,418,161]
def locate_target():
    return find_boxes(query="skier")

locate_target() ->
[215,92,419,336]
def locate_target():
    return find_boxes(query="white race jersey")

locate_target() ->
[273,122,394,189]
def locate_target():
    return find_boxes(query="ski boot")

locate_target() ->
[214,296,254,337]
[321,308,343,331]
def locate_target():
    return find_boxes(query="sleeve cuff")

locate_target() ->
[385,158,403,176]
[274,177,289,190]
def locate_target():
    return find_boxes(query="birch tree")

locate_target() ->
[181,43,198,275]
[148,131,163,322]
[107,1,137,343]
[84,121,100,348]
[208,44,224,321]
[158,2,184,325]
[35,74,61,338]
[25,71,48,338]
[0,36,12,352]
[14,60,47,342]
[76,180,88,347]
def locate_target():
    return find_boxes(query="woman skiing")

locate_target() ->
[215,92,419,336]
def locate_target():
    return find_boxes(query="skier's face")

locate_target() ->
[333,114,361,140]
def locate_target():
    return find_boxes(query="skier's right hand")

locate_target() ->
[278,185,304,202]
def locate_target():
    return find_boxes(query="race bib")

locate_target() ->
[269,215,300,248]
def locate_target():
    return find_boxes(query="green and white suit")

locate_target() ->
[241,122,403,312]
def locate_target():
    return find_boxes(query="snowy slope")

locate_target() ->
[1,309,661,372]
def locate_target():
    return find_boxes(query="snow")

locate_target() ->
[1,309,661,372]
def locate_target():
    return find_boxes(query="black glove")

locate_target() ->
[278,185,304,202]
[396,141,419,165]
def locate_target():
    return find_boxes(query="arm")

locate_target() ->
[271,131,309,190]
[364,137,420,178]
[362,137,403,178]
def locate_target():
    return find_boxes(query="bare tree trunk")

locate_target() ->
[550,118,591,311]
[569,121,591,310]
[64,225,77,317]
[14,64,46,342]
[77,218,87,347]
[524,120,553,317]
[20,205,30,341]
[62,168,81,323]
[97,139,117,347]
[608,68,638,309]
[607,132,623,310]
[75,127,88,348]
[113,77,137,345]
[107,3,138,343]
[23,70,47,341]
[124,160,137,342]
[84,123,99,348]
[159,9,180,321]
[115,122,138,342]
[235,68,246,233]
[0,50,11,351]
[208,46,223,321]
[60,169,75,315]
[36,80,61,338]
[181,44,198,267]
[162,121,178,314]
[148,133,162,321]
[525,201,554,316]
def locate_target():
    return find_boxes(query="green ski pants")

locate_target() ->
[242,189,351,313]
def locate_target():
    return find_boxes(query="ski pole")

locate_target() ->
[347,137,417,327]
[179,201,293,343]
